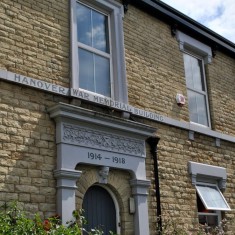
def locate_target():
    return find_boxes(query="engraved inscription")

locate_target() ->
[87,152,126,165]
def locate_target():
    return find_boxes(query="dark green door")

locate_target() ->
[82,185,117,235]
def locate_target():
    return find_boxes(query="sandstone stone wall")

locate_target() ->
[0,0,70,87]
[124,5,188,122]
[206,51,235,135]
[124,5,235,136]
[124,5,235,233]
[148,121,235,234]
[141,116,235,234]
[0,81,67,218]
[0,0,235,234]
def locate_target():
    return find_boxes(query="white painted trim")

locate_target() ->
[189,162,230,226]
[184,53,211,128]
[195,183,231,211]
[130,179,151,235]
[180,47,211,128]
[177,31,212,64]
[70,0,79,89]
[78,42,111,59]
[70,0,128,103]
[188,161,227,190]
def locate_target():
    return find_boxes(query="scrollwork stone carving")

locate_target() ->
[63,124,145,157]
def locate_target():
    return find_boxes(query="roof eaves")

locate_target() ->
[130,0,235,55]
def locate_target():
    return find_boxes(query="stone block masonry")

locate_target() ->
[0,0,235,234]
[0,81,67,217]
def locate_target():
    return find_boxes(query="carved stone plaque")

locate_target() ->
[63,124,145,157]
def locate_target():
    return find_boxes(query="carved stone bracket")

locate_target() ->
[171,23,178,37]
[98,166,110,184]
[54,168,82,189]
[212,44,218,57]
[122,0,131,13]
[130,179,151,196]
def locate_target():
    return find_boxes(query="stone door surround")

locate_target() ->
[48,103,156,235]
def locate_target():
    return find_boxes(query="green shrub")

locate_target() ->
[157,215,232,235]
[0,202,116,235]
[1,202,232,235]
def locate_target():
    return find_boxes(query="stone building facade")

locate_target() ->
[0,0,235,234]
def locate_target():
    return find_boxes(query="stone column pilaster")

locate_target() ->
[54,168,82,225]
[130,179,151,235]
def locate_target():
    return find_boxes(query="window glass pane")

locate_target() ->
[196,185,230,210]
[184,54,205,91]
[92,10,109,53]
[184,53,194,88]
[77,3,109,53]
[79,48,95,92]
[199,214,218,227]
[77,3,92,46]
[94,54,110,97]
[197,193,215,213]
[79,49,111,97]
[188,90,208,126]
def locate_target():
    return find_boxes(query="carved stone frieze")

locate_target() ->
[63,124,145,157]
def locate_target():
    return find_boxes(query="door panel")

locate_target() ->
[82,185,117,235]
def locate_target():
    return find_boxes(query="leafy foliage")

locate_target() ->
[1,202,232,235]
[0,202,117,235]
[157,215,233,235]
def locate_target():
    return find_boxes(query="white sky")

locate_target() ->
[160,0,235,43]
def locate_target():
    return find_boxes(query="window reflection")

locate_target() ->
[184,54,205,91]
[77,2,111,97]
[196,185,230,210]
[79,49,94,92]
[77,3,92,47]
[198,214,218,227]
[79,48,110,97]
[95,55,110,97]
[183,53,209,126]
[93,11,109,52]
[188,90,208,126]
[77,3,109,53]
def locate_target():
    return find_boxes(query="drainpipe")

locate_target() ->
[147,137,162,234]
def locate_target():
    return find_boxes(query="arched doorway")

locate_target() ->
[50,103,154,234]
[82,185,117,235]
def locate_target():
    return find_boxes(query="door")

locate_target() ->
[82,185,117,235]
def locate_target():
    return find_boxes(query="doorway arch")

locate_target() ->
[82,185,117,235]
[50,103,156,234]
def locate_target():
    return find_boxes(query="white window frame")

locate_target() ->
[196,183,231,211]
[176,31,212,64]
[177,31,212,128]
[196,182,226,228]
[70,0,128,103]
[188,161,231,228]
[184,52,211,128]
[198,211,221,222]
[198,211,221,229]
[76,2,113,97]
